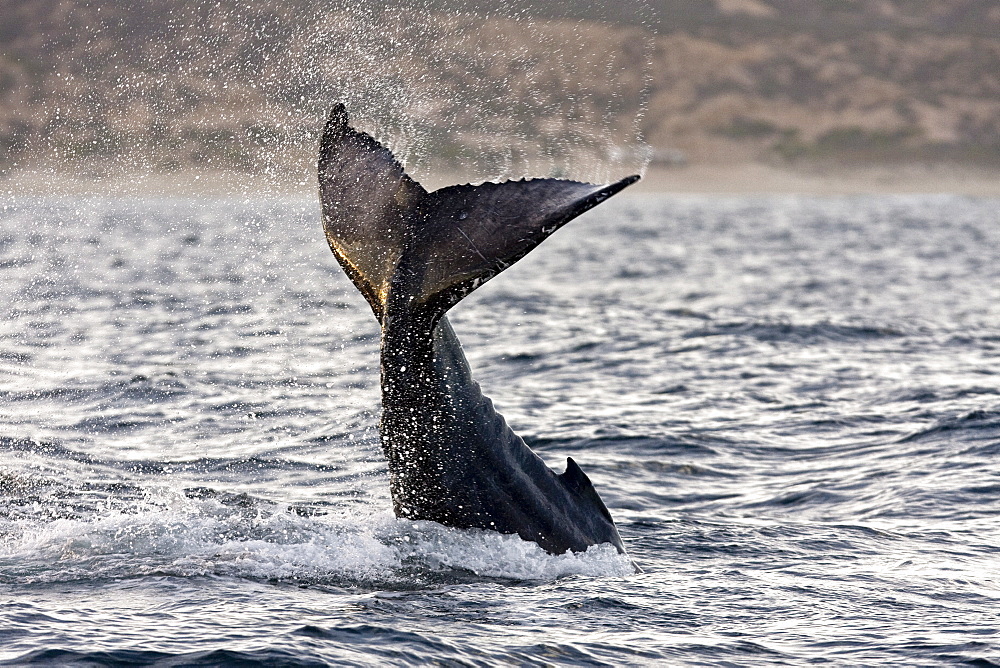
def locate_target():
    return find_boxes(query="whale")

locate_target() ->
[318,104,639,556]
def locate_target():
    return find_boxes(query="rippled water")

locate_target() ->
[1,193,999,665]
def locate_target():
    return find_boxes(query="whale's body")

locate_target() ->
[318,104,638,555]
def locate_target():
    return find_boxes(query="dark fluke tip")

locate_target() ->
[610,174,641,190]
[319,104,351,170]
[592,174,641,202]
[325,103,349,135]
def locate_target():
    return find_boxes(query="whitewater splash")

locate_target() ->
[0,483,633,587]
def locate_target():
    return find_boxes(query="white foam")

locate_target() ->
[0,490,634,584]
[385,520,635,580]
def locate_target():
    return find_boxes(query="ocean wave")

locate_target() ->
[6,648,330,667]
[897,408,1000,444]
[682,318,911,343]
[0,437,353,478]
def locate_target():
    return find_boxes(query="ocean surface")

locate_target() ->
[1,191,999,666]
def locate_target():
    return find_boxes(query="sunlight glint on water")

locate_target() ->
[1,193,1000,665]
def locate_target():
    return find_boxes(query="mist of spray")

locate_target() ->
[20,0,652,191]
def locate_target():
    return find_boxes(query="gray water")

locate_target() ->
[1,192,999,666]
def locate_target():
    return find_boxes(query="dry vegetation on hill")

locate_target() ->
[1,0,998,181]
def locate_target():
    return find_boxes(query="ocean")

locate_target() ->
[1,191,999,665]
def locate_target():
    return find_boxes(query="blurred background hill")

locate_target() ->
[1,0,999,190]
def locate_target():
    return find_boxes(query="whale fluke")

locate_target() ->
[319,103,426,321]
[320,103,638,322]
[319,103,640,556]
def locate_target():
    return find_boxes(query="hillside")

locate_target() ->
[1,0,999,183]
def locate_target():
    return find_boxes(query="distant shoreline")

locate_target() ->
[3,162,999,198]
[633,162,1000,197]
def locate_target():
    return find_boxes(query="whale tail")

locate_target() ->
[319,104,638,558]
[318,103,639,322]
